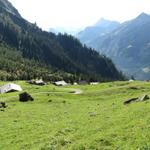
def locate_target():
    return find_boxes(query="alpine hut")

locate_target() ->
[0,83,22,94]
[54,80,68,86]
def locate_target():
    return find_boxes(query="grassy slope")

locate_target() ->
[0,81,150,149]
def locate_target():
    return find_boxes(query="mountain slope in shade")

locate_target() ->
[92,13,150,80]
[76,18,120,46]
[0,0,20,17]
[0,0,124,81]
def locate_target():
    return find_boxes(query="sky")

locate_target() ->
[9,0,150,31]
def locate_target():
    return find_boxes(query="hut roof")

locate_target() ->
[54,80,68,86]
[0,83,22,94]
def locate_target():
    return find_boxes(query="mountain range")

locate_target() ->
[0,0,124,82]
[77,13,150,80]
[76,18,120,46]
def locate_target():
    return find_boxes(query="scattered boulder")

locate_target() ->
[89,112,97,117]
[48,99,52,102]
[124,94,149,105]
[62,100,66,104]
[0,102,7,108]
[138,94,149,101]
[128,86,139,90]
[124,97,138,105]
[19,92,34,102]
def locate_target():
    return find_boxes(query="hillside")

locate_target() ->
[0,0,20,17]
[0,43,52,80]
[87,13,150,80]
[0,0,124,82]
[1,80,150,149]
[76,18,120,46]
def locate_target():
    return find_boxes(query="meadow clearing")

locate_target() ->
[0,81,150,150]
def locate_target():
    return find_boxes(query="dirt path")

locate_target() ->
[71,89,83,95]
[73,89,83,94]
[0,88,83,101]
[33,88,83,95]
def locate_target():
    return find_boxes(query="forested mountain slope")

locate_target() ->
[0,0,124,81]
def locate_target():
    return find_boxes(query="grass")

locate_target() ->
[1,81,150,149]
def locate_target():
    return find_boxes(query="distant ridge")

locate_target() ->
[76,18,120,46]
[84,12,150,80]
[94,18,120,27]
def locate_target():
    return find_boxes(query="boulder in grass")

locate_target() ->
[0,102,7,108]
[19,92,34,102]
[138,94,149,101]
[124,94,149,105]
[124,97,138,105]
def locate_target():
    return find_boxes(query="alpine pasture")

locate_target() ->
[0,81,150,149]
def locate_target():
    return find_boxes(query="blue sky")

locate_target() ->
[9,0,150,31]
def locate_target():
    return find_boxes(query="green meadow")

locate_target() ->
[1,81,150,150]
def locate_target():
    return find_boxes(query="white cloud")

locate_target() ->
[9,0,150,30]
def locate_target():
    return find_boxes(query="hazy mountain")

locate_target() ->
[0,0,124,81]
[91,13,150,80]
[76,18,120,46]
[94,18,120,28]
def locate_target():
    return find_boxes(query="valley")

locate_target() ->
[0,0,150,149]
